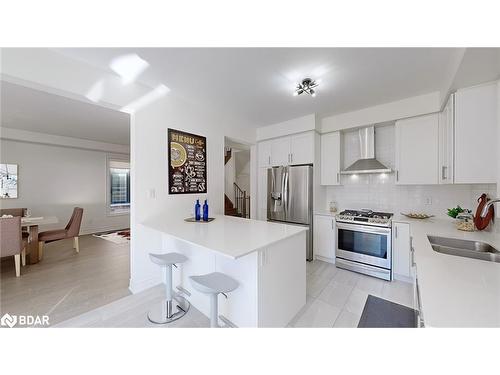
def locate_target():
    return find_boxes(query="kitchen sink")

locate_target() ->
[427,236,500,263]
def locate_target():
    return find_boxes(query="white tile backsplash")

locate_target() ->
[326,178,496,219]
[325,124,498,232]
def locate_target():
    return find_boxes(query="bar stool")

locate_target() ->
[148,252,190,324]
[190,272,238,328]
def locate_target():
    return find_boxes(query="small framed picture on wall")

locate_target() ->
[0,163,18,199]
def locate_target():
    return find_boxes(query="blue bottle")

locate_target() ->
[203,199,209,221]
[195,199,201,221]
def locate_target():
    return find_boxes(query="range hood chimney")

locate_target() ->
[341,126,392,174]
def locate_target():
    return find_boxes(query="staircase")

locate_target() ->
[224,146,250,218]
[224,147,232,165]
[224,194,241,217]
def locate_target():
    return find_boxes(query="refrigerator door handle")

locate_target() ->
[281,168,286,216]
[283,168,290,219]
[284,169,290,215]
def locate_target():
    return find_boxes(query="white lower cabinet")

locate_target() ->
[392,222,411,279]
[313,214,336,262]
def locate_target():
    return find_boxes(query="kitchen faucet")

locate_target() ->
[480,198,500,217]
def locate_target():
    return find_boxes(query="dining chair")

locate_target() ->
[38,207,83,259]
[0,216,26,277]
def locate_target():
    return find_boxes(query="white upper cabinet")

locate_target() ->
[258,140,272,168]
[258,131,315,167]
[289,132,315,165]
[313,214,335,261]
[320,131,341,185]
[395,113,439,185]
[439,94,455,184]
[454,82,497,184]
[270,137,290,166]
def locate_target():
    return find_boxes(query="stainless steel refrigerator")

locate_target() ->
[267,165,313,261]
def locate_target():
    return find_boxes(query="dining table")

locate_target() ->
[21,216,59,264]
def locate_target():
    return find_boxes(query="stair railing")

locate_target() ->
[233,182,250,219]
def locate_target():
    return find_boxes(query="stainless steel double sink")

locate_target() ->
[427,235,500,263]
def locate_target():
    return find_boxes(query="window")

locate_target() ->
[108,158,130,214]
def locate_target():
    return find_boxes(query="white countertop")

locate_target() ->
[142,214,307,260]
[393,215,500,327]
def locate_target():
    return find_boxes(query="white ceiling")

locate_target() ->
[54,48,464,126]
[1,81,130,145]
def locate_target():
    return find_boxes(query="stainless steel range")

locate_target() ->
[335,209,393,281]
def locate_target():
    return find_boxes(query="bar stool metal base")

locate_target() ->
[147,295,190,324]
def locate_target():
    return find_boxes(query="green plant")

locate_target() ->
[447,205,464,219]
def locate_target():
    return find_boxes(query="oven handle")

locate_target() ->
[336,222,392,235]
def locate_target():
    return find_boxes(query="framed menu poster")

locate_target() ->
[168,128,207,194]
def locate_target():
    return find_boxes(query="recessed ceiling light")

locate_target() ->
[294,78,319,97]
[109,54,150,85]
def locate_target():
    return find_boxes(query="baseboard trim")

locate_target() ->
[314,255,335,264]
[393,274,413,284]
[80,225,130,236]
[129,276,162,294]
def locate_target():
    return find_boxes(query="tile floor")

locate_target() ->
[56,260,413,328]
[289,260,414,328]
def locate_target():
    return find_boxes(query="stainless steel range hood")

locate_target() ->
[341,126,392,174]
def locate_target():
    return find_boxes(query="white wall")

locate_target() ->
[0,139,129,234]
[234,149,250,194]
[256,113,316,141]
[130,94,255,293]
[321,92,440,133]
[224,154,236,203]
[497,81,500,219]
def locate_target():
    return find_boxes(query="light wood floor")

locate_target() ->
[0,234,131,326]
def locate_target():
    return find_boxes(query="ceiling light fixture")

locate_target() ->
[294,78,319,97]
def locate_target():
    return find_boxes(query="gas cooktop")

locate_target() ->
[336,209,393,227]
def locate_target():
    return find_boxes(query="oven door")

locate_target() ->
[336,222,392,269]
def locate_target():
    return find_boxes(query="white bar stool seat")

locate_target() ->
[190,272,238,328]
[148,252,190,324]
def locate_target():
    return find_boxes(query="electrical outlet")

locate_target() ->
[425,197,432,205]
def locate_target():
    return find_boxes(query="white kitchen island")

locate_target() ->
[141,214,307,327]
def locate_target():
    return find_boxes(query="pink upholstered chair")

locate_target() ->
[38,207,83,259]
[0,216,26,277]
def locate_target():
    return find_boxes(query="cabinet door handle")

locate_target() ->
[442,166,447,180]
[396,170,399,181]
[268,156,270,165]
[331,219,334,230]
[290,153,293,164]
[336,173,340,183]
[395,226,398,238]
